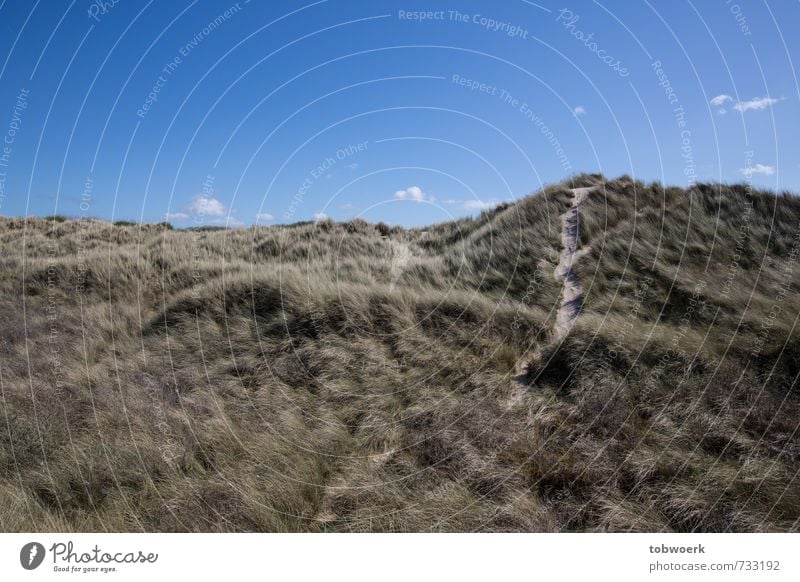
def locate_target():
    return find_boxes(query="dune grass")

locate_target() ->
[0,175,798,532]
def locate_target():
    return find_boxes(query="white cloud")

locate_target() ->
[165,194,234,223]
[463,199,499,211]
[739,163,775,176]
[710,94,732,106]
[313,212,328,221]
[394,186,433,202]
[187,195,226,217]
[710,94,783,113]
[734,96,782,112]
[348,163,359,170]
[573,105,586,116]
[255,212,274,221]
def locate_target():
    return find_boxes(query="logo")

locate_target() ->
[20,542,46,570]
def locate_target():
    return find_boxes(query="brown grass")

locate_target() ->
[1,175,798,531]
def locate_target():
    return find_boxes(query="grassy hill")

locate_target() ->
[1,174,799,532]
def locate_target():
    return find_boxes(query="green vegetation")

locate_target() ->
[1,175,798,532]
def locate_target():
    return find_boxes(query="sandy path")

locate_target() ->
[552,187,592,341]
[507,187,592,407]
[388,239,413,291]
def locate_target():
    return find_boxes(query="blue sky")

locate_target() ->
[0,0,797,227]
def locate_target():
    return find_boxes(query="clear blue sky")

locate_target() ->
[0,0,797,227]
